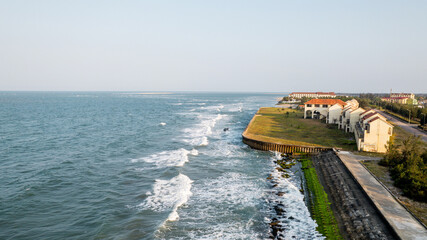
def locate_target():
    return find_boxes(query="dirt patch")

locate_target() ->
[312,151,397,240]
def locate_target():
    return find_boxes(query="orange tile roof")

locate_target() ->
[304,99,346,106]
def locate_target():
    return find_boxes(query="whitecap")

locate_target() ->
[159,122,167,126]
[182,114,227,146]
[160,172,267,239]
[131,148,198,167]
[139,174,193,222]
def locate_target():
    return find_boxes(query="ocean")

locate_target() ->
[0,92,322,240]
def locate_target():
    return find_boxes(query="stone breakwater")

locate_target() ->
[312,151,397,240]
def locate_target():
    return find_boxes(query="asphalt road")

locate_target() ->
[376,109,427,142]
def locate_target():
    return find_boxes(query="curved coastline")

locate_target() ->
[241,109,332,153]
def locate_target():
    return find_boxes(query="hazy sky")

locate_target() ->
[1,1,426,92]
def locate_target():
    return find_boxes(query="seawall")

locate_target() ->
[242,135,331,153]
[242,109,332,153]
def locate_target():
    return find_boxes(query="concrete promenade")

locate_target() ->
[337,151,427,240]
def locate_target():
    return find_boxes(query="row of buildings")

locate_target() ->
[304,99,393,153]
[380,92,416,105]
[289,92,336,99]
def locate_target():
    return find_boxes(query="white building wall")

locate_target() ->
[349,108,364,132]
[327,104,342,124]
[362,120,393,153]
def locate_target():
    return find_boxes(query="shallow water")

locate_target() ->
[0,92,322,239]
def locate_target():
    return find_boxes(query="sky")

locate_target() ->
[0,0,426,92]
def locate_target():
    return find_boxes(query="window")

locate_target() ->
[323,104,328,108]
[315,104,320,107]
[307,104,312,107]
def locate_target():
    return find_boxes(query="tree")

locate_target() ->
[381,135,427,202]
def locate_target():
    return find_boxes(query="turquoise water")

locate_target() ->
[0,92,322,239]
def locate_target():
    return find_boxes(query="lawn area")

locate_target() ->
[362,160,427,226]
[243,107,356,150]
[392,124,427,150]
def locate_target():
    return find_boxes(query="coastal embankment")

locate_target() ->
[242,107,400,239]
[242,108,332,153]
[242,107,356,153]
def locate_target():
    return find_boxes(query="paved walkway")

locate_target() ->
[337,151,427,240]
[376,109,427,143]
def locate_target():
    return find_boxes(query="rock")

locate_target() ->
[270,221,280,226]
[274,205,285,215]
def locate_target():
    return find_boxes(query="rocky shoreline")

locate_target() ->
[266,151,398,239]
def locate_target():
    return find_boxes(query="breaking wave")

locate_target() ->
[131,148,198,167]
[139,174,193,222]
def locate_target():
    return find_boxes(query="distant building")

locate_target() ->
[390,93,415,99]
[381,92,417,105]
[304,99,346,119]
[289,92,336,99]
[381,97,409,104]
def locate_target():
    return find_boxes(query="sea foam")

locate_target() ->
[163,172,266,239]
[139,174,193,222]
[131,148,198,167]
[182,113,226,146]
[267,152,324,239]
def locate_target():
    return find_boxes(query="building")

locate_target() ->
[348,108,365,133]
[326,103,343,124]
[381,92,417,105]
[304,99,346,119]
[390,93,415,99]
[338,106,355,130]
[381,97,409,104]
[354,112,393,153]
[337,100,359,131]
[289,92,336,99]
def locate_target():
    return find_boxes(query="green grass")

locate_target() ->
[244,107,357,150]
[300,156,342,239]
[392,125,427,150]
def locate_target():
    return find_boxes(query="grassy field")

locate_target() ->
[244,107,356,150]
[300,156,342,239]
[392,124,427,150]
[362,160,427,226]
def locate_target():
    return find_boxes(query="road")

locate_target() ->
[376,109,427,143]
